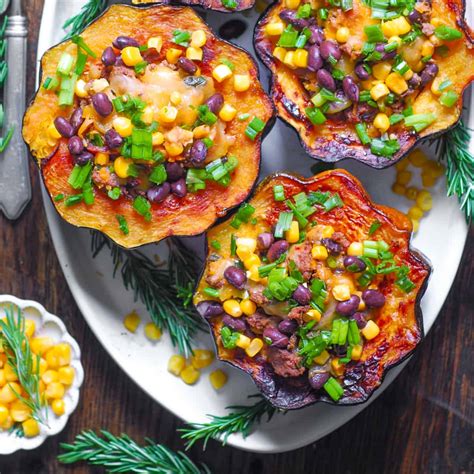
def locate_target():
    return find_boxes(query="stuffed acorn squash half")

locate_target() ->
[194,169,431,409]
[255,0,474,168]
[23,5,273,248]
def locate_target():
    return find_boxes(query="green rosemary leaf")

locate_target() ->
[62,0,107,39]
[179,395,279,449]
[90,232,206,357]
[58,430,211,473]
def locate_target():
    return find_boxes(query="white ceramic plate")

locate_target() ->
[36,0,472,453]
[0,295,84,454]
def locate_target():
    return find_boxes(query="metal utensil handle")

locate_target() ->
[0,15,30,220]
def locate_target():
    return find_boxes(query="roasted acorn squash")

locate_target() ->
[255,0,474,168]
[132,0,254,13]
[194,169,431,408]
[23,5,274,248]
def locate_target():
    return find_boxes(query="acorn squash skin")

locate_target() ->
[132,0,255,13]
[23,5,274,248]
[194,170,431,409]
[254,0,474,169]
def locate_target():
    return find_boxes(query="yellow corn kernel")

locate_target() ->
[193,125,210,138]
[191,30,207,48]
[0,382,21,403]
[331,358,345,376]
[286,0,300,8]
[152,132,164,146]
[186,46,203,61]
[395,158,409,171]
[346,242,362,257]
[166,48,182,64]
[421,40,435,58]
[430,17,444,27]
[388,35,402,47]
[411,219,420,232]
[51,399,66,417]
[219,103,237,122]
[236,237,257,254]
[121,46,143,67]
[74,79,88,98]
[372,62,392,81]
[191,349,214,369]
[273,47,286,62]
[165,142,184,157]
[382,16,411,37]
[30,336,54,356]
[212,64,233,82]
[0,405,8,424]
[246,338,264,357]
[142,106,155,125]
[45,349,60,370]
[351,344,363,361]
[123,311,141,333]
[361,79,375,91]
[24,319,36,339]
[408,206,424,220]
[158,106,178,123]
[396,169,412,185]
[373,113,390,132]
[58,366,75,385]
[147,36,163,51]
[144,322,162,342]
[168,354,186,376]
[362,320,380,340]
[313,350,330,365]
[283,51,296,69]
[321,225,335,238]
[332,284,351,302]
[240,299,257,316]
[247,265,261,283]
[305,309,321,322]
[312,245,328,260]
[45,382,65,400]
[209,369,228,390]
[409,149,428,167]
[54,343,71,367]
[223,299,243,318]
[370,83,390,101]
[4,363,18,382]
[265,22,285,36]
[233,74,251,92]
[430,76,444,96]
[285,221,300,243]
[95,152,109,166]
[31,358,47,376]
[170,91,182,106]
[336,26,350,43]
[10,400,31,422]
[236,334,251,349]
[114,156,133,179]
[421,173,437,188]
[0,370,5,387]
[180,365,200,385]
[392,183,406,195]
[48,122,62,140]
[113,117,133,137]
[385,72,408,95]
[244,254,261,270]
[416,190,433,211]
[423,160,445,178]
[42,369,58,385]
[22,419,40,438]
[293,49,309,68]
[403,69,414,80]
[405,186,419,200]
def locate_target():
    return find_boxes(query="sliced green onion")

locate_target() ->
[389,113,404,125]
[341,0,353,11]
[149,164,167,185]
[82,180,94,205]
[57,53,74,75]
[404,113,437,132]
[318,8,328,20]
[332,69,345,80]
[273,184,285,202]
[323,193,343,212]
[65,194,83,207]
[296,4,311,18]
[221,0,238,9]
[370,138,400,157]
[133,196,152,221]
[277,25,298,48]
[231,203,256,229]
[75,49,88,75]
[71,35,97,58]
[186,168,207,192]
[274,211,293,238]
[172,30,191,46]
[58,73,78,107]
[68,161,92,190]
[368,220,382,236]
[439,90,459,107]
[434,25,462,41]
[211,240,221,251]
[237,113,250,122]
[116,215,129,235]
[202,137,214,148]
[245,117,266,141]
[107,187,121,200]
[348,320,360,345]
[295,28,311,49]
[43,76,59,91]
[134,61,148,75]
[197,105,218,126]
[364,25,384,43]
[305,107,326,125]
[355,123,371,145]
[230,234,237,256]
[203,287,220,298]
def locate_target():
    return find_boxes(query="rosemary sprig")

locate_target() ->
[91,232,206,357]
[180,395,278,449]
[62,0,107,39]
[58,430,211,473]
[436,120,474,222]
[0,306,46,425]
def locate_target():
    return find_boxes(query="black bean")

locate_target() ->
[196,300,224,319]
[408,73,422,89]
[222,314,246,332]
[321,238,342,255]
[101,47,117,66]
[105,129,123,149]
[54,117,74,138]
[91,93,113,117]
[165,162,184,182]
[147,183,171,203]
[420,62,439,87]
[336,295,360,316]
[316,69,336,91]
[279,9,310,30]
[362,289,386,308]
[354,63,370,81]
[308,24,324,45]
[263,327,289,348]
[113,36,139,50]
[177,57,197,75]
[308,45,323,72]
[319,40,341,61]
[342,76,360,103]
[407,9,421,24]
[292,284,312,305]
[67,136,84,155]
[343,256,366,272]
[69,108,84,132]
[205,93,224,114]
[74,151,93,166]
[224,266,247,290]
[189,140,207,167]
[351,312,367,329]
[257,232,274,250]
[278,319,298,335]
[308,368,330,390]
[171,178,187,198]
[267,240,289,262]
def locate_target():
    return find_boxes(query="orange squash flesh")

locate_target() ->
[132,0,255,13]
[23,5,274,248]
[194,169,431,408]
[254,0,474,168]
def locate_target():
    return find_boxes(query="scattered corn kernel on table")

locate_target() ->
[0,1,472,472]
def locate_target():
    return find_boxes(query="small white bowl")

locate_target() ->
[0,295,84,454]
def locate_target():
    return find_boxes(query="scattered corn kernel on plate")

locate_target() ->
[36,0,472,453]
[0,295,84,455]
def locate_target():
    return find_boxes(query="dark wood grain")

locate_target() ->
[0,1,472,472]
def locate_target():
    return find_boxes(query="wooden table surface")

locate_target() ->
[1,1,472,472]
